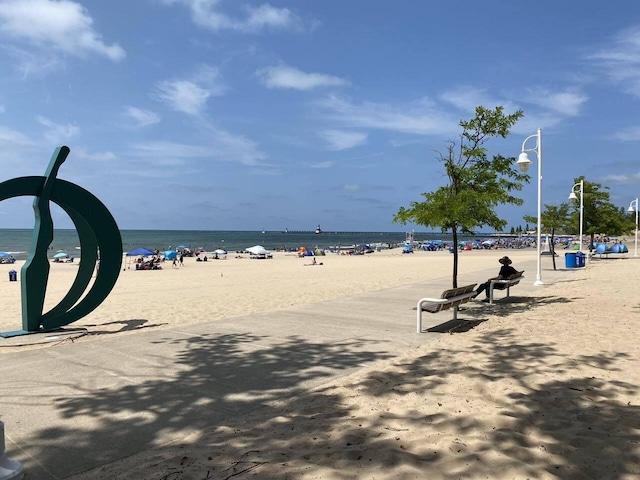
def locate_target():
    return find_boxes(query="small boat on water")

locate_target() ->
[315,225,322,234]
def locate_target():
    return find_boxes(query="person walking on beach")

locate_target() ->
[473,256,523,302]
[179,253,185,266]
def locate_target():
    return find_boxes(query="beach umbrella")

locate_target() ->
[246,245,268,255]
[0,252,11,258]
[214,249,227,255]
[126,247,156,257]
[163,250,177,260]
[177,244,189,249]
[53,252,69,259]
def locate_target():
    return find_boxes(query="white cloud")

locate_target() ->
[309,160,335,169]
[209,128,268,166]
[154,80,211,116]
[342,184,360,192]
[0,44,61,76]
[317,94,456,136]
[0,125,32,145]
[162,0,301,33]
[0,105,5,114]
[257,65,348,90]
[588,26,640,97]
[320,130,367,150]
[125,107,161,127]
[244,4,298,31]
[153,66,224,115]
[440,85,586,134]
[72,147,116,162]
[129,128,267,168]
[0,0,125,62]
[601,171,640,185]
[522,87,587,117]
[36,115,79,142]
[129,141,207,167]
[440,86,518,113]
[610,125,640,142]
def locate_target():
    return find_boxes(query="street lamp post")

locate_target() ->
[628,198,639,258]
[568,180,584,253]
[516,128,544,286]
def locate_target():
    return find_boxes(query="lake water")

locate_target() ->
[0,228,492,260]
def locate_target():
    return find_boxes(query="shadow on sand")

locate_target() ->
[26,293,640,479]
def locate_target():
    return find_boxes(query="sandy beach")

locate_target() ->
[0,248,539,340]
[1,248,639,479]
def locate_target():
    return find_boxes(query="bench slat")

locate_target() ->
[489,276,523,304]
[417,284,477,333]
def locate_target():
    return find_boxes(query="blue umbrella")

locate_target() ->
[177,244,189,249]
[164,250,177,260]
[53,252,69,259]
[0,252,11,258]
[126,247,156,257]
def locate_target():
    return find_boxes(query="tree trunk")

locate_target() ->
[550,228,556,270]
[452,228,458,288]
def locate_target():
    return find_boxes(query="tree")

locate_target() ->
[524,203,570,270]
[393,106,529,287]
[568,177,631,246]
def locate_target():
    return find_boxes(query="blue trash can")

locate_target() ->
[576,252,586,268]
[565,252,577,269]
[8,270,17,281]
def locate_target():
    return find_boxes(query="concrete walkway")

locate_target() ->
[0,260,576,479]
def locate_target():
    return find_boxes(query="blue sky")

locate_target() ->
[0,0,638,232]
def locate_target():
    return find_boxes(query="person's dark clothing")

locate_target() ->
[475,265,518,299]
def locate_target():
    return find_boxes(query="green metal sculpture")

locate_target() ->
[0,146,122,337]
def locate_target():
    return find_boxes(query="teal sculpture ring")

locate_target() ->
[0,175,122,334]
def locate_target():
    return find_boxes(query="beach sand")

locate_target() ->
[1,248,639,479]
[0,248,537,340]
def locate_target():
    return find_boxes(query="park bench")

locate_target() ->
[489,274,524,304]
[416,284,477,333]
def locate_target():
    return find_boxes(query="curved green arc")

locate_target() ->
[0,175,122,332]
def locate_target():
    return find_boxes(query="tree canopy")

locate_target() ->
[567,177,633,239]
[394,106,529,287]
[524,176,635,240]
[524,177,635,261]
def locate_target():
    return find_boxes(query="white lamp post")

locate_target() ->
[568,180,584,253]
[628,198,638,258]
[516,128,544,286]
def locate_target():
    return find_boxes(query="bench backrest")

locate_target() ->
[432,284,477,312]
[441,284,476,299]
[493,274,522,289]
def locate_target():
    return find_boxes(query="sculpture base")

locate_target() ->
[0,327,87,345]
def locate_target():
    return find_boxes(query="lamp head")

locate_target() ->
[568,192,578,202]
[516,152,531,173]
[629,206,636,214]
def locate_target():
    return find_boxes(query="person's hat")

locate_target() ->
[499,256,512,265]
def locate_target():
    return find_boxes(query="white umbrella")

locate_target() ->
[214,249,227,255]
[246,245,268,255]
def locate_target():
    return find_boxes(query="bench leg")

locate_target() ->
[489,283,494,305]
[417,300,424,333]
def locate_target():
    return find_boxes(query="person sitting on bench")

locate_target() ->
[473,256,523,301]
